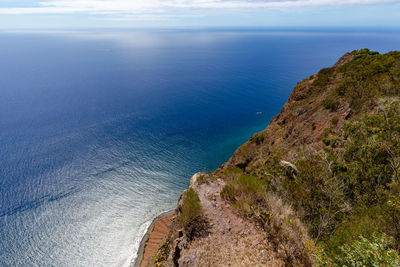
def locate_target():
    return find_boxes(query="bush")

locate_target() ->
[337,50,400,112]
[350,48,379,56]
[322,137,339,148]
[251,133,265,145]
[343,101,400,202]
[232,198,252,214]
[220,175,267,216]
[236,175,266,199]
[196,173,217,184]
[262,194,315,266]
[335,234,400,266]
[288,153,349,241]
[179,188,206,239]
[221,184,236,202]
[335,85,347,96]
[221,167,244,182]
[323,96,339,112]
[331,116,339,126]
[224,166,244,175]
[179,188,202,227]
[313,67,335,87]
[325,207,385,256]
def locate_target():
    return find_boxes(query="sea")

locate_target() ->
[1,28,399,266]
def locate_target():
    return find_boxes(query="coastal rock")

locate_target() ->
[189,172,205,188]
[178,249,197,267]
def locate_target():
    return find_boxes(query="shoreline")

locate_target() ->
[132,209,174,267]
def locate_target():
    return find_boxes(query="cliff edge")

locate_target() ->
[144,49,400,267]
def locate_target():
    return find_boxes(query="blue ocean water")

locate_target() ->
[1,29,399,266]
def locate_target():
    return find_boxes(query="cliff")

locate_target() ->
[144,49,400,266]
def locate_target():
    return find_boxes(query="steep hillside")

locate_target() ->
[148,49,400,266]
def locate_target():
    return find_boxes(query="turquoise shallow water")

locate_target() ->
[1,29,400,266]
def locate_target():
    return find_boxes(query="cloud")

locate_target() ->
[0,0,398,16]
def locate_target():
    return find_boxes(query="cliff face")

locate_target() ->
[221,53,354,169]
[149,49,400,267]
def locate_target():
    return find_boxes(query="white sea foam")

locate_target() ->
[129,219,152,266]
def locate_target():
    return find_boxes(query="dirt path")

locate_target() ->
[178,179,284,267]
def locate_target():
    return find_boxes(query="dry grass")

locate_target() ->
[194,228,285,267]
[262,194,315,266]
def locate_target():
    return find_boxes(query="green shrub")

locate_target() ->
[325,207,385,256]
[196,173,217,184]
[343,101,400,202]
[350,48,379,56]
[220,175,267,216]
[335,85,347,96]
[251,133,265,145]
[179,188,208,240]
[313,67,335,87]
[221,167,244,181]
[323,96,339,112]
[335,234,400,267]
[236,175,266,200]
[331,116,339,125]
[322,137,339,148]
[337,50,400,112]
[232,198,252,214]
[224,166,244,174]
[221,184,236,202]
[179,188,202,228]
[289,153,349,241]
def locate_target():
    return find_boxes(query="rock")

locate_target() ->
[279,160,298,178]
[190,172,205,187]
[178,249,197,267]
[333,53,354,68]
[169,232,190,267]
[182,235,188,249]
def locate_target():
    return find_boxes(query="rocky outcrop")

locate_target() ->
[279,160,297,179]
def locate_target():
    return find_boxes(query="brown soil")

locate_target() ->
[140,215,173,267]
[176,179,284,267]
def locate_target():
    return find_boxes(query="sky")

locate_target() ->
[1,0,400,29]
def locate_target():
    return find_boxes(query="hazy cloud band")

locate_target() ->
[0,0,397,15]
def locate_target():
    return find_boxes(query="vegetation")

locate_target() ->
[152,50,400,267]
[218,50,400,266]
[313,67,335,87]
[296,101,400,263]
[223,101,400,265]
[153,232,172,267]
[335,234,400,266]
[250,132,265,145]
[336,49,399,112]
[179,188,202,227]
[221,174,266,214]
[323,95,339,112]
[179,188,208,240]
